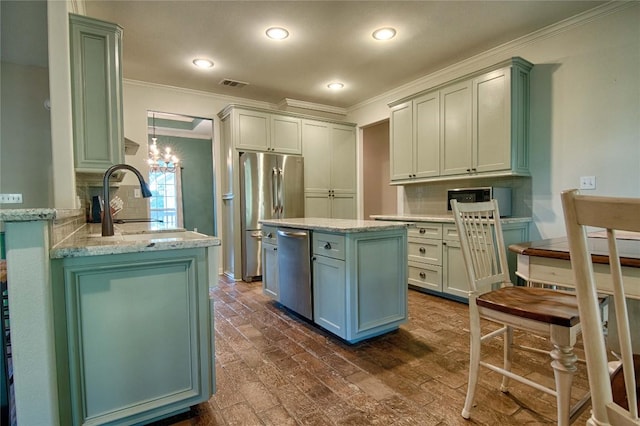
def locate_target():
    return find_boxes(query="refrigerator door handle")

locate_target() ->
[271,167,279,216]
[278,167,284,215]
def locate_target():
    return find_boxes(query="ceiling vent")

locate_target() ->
[219,78,248,88]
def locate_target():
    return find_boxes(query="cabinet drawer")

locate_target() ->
[312,233,345,260]
[407,238,442,265]
[408,223,443,239]
[408,261,442,292]
[443,224,459,241]
[262,226,278,245]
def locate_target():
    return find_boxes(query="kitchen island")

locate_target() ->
[259,218,408,343]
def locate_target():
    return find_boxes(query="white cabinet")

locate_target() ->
[389,57,532,184]
[390,91,440,182]
[407,223,443,292]
[441,224,469,299]
[261,226,279,299]
[231,108,302,154]
[302,120,356,218]
[69,14,124,173]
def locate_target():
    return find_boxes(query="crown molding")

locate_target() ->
[347,1,635,114]
[277,98,348,116]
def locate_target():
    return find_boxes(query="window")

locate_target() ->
[148,168,183,227]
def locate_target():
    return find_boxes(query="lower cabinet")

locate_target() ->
[51,248,215,426]
[406,220,530,301]
[261,226,279,300]
[312,229,407,343]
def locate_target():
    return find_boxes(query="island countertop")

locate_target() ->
[259,217,408,233]
[50,222,221,259]
[370,213,532,225]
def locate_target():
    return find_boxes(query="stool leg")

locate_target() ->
[500,326,514,392]
[550,329,578,426]
[462,308,482,419]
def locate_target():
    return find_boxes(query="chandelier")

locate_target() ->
[147,112,179,173]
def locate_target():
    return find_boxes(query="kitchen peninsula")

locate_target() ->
[259,218,407,343]
[1,208,220,426]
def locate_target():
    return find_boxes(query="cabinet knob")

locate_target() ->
[419,272,426,279]
[324,242,332,250]
[419,247,426,254]
[466,168,471,173]
[312,256,316,261]
[419,228,426,234]
[273,247,277,251]
[266,232,273,238]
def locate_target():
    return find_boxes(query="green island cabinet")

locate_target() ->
[390,57,532,184]
[51,248,215,425]
[69,13,124,173]
[261,222,407,343]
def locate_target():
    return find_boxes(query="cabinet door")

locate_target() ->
[414,92,440,178]
[301,120,331,192]
[304,192,331,218]
[313,255,346,338]
[473,68,511,173]
[70,14,124,172]
[442,240,470,299]
[390,101,414,181]
[271,115,301,154]
[235,109,270,151]
[440,81,472,176]
[262,242,279,300]
[330,124,356,193]
[331,194,356,219]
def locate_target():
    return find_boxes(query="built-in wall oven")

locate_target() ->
[447,187,512,217]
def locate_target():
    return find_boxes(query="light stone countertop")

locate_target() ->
[50,222,221,259]
[369,214,533,224]
[259,217,408,233]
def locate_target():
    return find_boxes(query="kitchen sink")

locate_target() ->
[87,230,209,242]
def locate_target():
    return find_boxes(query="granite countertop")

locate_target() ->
[51,222,221,259]
[370,213,532,224]
[259,217,408,233]
[0,208,82,222]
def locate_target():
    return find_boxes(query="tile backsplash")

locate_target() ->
[402,176,532,217]
[78,184,150,222]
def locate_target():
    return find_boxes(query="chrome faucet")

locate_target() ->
[102,164,153,236]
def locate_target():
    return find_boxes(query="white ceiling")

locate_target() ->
[85,1,604,109]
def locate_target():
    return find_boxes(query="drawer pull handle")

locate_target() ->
[419,272,426,279]
[419,247,426,254]
[324,242,332,250]
[419,228,426,234]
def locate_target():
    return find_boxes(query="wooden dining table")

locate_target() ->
[509,234,640,300]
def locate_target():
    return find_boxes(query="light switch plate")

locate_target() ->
[579,176,596,190]
[0,193,23,203]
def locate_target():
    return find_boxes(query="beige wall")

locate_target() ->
[362,121,396,218]
[347,2,640,239]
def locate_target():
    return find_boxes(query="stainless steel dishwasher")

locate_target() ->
[277,228,312,320]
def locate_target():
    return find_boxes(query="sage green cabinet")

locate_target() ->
[52,248,215,425]
[312,229,407,343]
[69,14,124,173]
[389,57,533,184]
[261,226,279,299]
[302,120,356,218]
[390,91,440,182]
[230,108,302,154]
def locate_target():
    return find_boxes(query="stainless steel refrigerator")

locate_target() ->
[240,152,304,281]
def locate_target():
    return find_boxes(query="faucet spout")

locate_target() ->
[102,164,153,236]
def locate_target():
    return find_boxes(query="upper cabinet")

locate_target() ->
[69,14,124,173]
[302,120,357,219]
[228,107,302,154]
[389,57,533,184]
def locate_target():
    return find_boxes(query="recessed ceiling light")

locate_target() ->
[266,27,289,40]
[192,58,214,69]
[372,27,396,41]
[327,82,344,90]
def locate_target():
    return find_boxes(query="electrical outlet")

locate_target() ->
[134,188,141,198]
[579,176,596,190]
[0,193,23,204]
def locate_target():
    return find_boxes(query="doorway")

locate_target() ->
[362,120,397,218]
[146,111,216,236]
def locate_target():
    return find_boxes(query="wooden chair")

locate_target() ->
[451,199,590,425]
[562,189,639,426]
